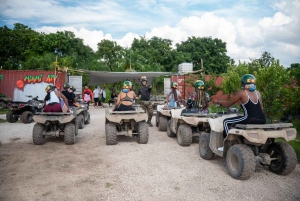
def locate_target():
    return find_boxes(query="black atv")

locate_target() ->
[6,95,44,124]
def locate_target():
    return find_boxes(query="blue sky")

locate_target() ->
[0,0,299,67]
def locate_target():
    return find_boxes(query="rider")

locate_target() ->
[213,74,266,137]
[138,76,153,126]
[114,81,137,111]
[164,82,181,109]
[186,80,210,113]
[43,84,69,112]
[62,83,76,107]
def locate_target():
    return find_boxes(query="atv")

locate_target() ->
[198,109,297,180]
[155,104,182,132]
[32,108,78,145]
[105,106,149,145]
[0,95,11,109]
[6,95,44,124]
[167,107,224,146]
[73,100,91,129]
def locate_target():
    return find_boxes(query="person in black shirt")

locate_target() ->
[138,76,153,127]
[61,83,75,107]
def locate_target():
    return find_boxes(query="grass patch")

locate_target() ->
[42,191,52,196]
[105,182,112,188]
[0,119,7,123]
[0,109,9,114]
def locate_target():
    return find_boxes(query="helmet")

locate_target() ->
[45,85,54,92]
[123,81,132,89]
[241,74,256,84]
[195,80,204,90]
[140,76,147,83]
[63,83,70,89]
[70,85,76,92]
[170,82,178,89]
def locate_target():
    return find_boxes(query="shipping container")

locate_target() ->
[164,78,170,96]
[69,76,82,95]
[170,74,233,102]
[0,70,66,102]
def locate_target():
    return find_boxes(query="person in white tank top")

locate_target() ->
[43,85,69,113]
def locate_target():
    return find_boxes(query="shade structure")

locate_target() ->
[83,70,172,86]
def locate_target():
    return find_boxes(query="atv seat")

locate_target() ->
[35,112,72,116]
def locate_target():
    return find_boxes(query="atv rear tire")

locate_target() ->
[64,123,76,145]
[84,112,90,124]
[21,111,33,124]
[199,133,215,160]
[226,144,255,180]
[106,122,117,145]
[0,102,7,109]
[158,116,167,131]
[137,121,149,144]
[267,142,297,175]
[177,124,192,146]
[155,112,159,127]
[167,120,176,137]
[6,110,18,123]
[77,114,84,129]
[32,123,45,145]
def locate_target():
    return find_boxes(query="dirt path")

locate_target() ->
[0,107,300,201]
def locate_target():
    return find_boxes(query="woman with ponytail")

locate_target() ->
[43,85,69,112]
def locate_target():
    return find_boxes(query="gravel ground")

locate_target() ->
[0,107,299,201]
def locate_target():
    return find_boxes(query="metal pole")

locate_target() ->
[54,55,57,85]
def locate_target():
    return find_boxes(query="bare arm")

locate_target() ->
[257,91,264,110]
[213,91,243,108]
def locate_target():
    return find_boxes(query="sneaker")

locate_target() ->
[148,121,153,127]
[218,146,224,151]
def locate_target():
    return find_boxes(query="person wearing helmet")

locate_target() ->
[186,80,210,113]
[62,83,76,107]
[163,82,182,109]
[138,76,153,126]
[83,85,93,109]
[213,74,266,148]
[43,84,69,112]
[114,81,137,111]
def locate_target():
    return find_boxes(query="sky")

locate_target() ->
[0,0,299,67]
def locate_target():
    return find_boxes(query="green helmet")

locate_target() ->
[63,83,70,89]
[70,85,76,92]
[45,85,54,92]
[241,74,256,84]
[170,82,178,88]
[195,80,205,89]
[123,81,132,89]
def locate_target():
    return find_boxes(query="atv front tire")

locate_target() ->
[77,114,84,129]
[199,133,215,160]
[177,124,192,146]
[84,112,90,124]
[158,116,167,131]
[167,120,176,137]
[6,110,18,123]
[21,111,33,124]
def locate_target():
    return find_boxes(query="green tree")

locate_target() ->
[176,36,233,74]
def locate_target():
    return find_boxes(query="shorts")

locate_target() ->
[94,97,99,102]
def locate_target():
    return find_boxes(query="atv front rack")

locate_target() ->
[235,123,293,129]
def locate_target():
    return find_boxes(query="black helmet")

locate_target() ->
[140,76,147,84]
[45,85,55,92]
[63,83,70,89]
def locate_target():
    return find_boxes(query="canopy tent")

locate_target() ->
[81,70,173,86]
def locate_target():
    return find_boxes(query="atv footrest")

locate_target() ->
[235,123,293,129]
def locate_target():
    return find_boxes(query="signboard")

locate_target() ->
[69,76,82,95]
